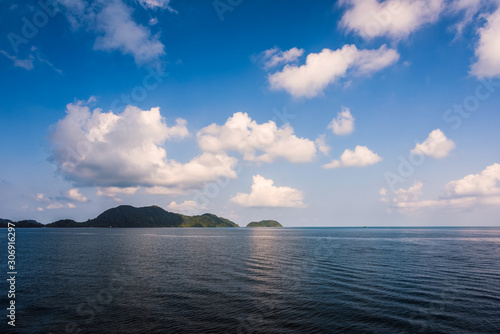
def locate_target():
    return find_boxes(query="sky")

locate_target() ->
[1,0,500,226]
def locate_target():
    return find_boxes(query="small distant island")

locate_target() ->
[246,220,282,227]
[0,205,239,228]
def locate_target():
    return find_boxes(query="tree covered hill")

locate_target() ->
[1,205,239,228]
[246,220,282,227]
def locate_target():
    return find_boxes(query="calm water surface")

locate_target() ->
[1,227,500,333]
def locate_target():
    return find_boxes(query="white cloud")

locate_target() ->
[36,193,49,202]
[315,135,331,155]
[197,112,317,163]
[393,180,424,202]
[46,203,65,210]
[448,0,484,35]
[328,107,355,135]
[57,0,166,65]
[67,188,88,202]
[322,145,382,168]
[0,47,62,73]
[470,7,500,77]
[94,1,165,64]
[138,0,176,12]
[231,175,306,208]
[383,164,500,212]
[446,163,500,197]
[261,47,304,69]
[411,129,455,159]
[50,100,237,190]
[0,50,34,70]
[268,44,399,98]
[167,200,206,214]
[142,186,186,195]
[97,187,139,202]
[340,0,445,40]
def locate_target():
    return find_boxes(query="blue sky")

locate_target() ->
[1,0,500,226]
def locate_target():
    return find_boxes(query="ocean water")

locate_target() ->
[1,227,500,333]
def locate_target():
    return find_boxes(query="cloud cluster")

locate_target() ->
[231,175,306,208]
[35,189,85,211]
[340,0,444,40]
[411,129,455,159]
[382,164,500,212]
[268,44,399,98]
[197,112,317,163]
[50,101,237,190]
[322,145,382,168]
[328,107,355,135]
[339,0,500,79]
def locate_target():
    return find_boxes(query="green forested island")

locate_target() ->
[246,220,282,227]
[0,205,239,228]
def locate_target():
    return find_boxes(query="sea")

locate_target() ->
[1,227,500,333]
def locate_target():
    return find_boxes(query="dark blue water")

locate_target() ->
[1,227,500,333]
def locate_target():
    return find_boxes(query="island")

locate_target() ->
[0,205,239,228]
[246,220,282,227]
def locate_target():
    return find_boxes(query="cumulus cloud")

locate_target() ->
[167,200,206,214]
[411,129,455,159]
[260,47,304,69]
[197,112,317,163]
[328,107,355,135]
[67,188,88,202]
[268,44,399,98]
[470,7,500,78]
[50,100,237,191]
[340,0,445,40]
[231,175,306,208]
[57,0,166,65]
[322,145,382,168]
[446,163,500,197]
[383,164,500,212]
